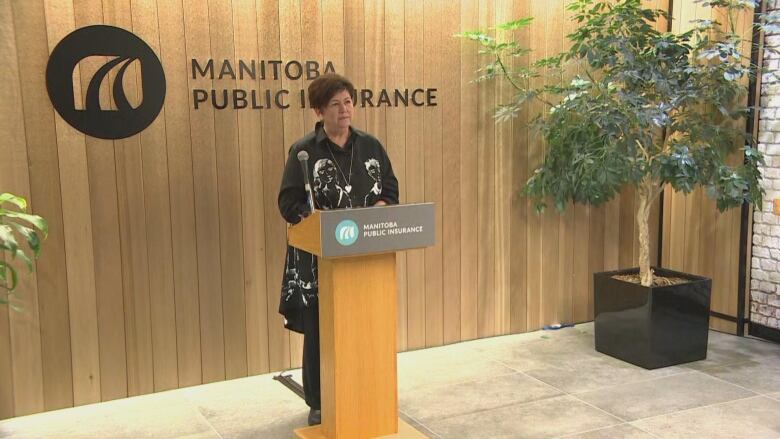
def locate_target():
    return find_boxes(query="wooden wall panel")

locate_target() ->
[3,0,752,419]
[404,0,425,350]
[365,0,387,142]
[525,0,545,331]
[385,0,408,350]
[547,1,567,327]
[345,0,366,130]
[423,0,444,347]
[301,0,323,132]
[257,0,290,373]
[560,3,579,327]
[235,0,270,377]
[509,0,530,333]
[682,2,703,278]
[9,1,60,415]
[158,0,202,388]
[184,0,226,383]
[663,0,753,334]
[0,287,12,419]
[132,0,180,393]
[41,0,82,410]
[494,0,512,336]
[1,1,41,419]
[106,0,155,398]
[476,0,496,338]
[279,0,306,369]
[210,0,249,381]
[0,113,12,416]
[45,0,102,406]
[73,0,129,405]
[664,0,692,280]
[441,1,462,345]
[459,0,479,342]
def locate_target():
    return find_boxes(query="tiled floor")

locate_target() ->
[2,323,780,438]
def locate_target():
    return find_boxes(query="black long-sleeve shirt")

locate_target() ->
[277,121,399,333]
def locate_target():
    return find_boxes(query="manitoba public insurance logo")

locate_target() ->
[335,220,359,246]
[46,25,166,140]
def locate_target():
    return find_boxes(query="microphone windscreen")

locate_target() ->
[297,150,309,161]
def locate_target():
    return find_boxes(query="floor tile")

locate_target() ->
[632,396,780,439]
[0,327,776,439]
[712,334,780,358]
[575,372,756,421]
[282,367,303,384]
[524,354,687,394]
[681,348,750,371]
[710,331,780,356]
[426,395,621,439]
[400,372,562,422]
[179,374,308,439]
[575,322,595,335]
[399,412,443,439]
[462,326,595,361]
[397,347,516,392]
[556,423,656,439]
[702,360,780,394]
[684,333,780,371]
[0,392,218,439]
[493,330,686,394]
[485,334,602,372]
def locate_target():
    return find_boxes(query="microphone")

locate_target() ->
[297,150,316,212]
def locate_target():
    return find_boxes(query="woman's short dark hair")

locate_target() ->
[308,73,357,110]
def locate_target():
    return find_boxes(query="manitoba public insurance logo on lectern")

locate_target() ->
[46,25,166,140]
[335,220,359,246]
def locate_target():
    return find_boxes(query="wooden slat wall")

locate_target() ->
[662,0,753,335]
[2,1,47,418]
[161,0,203,388]
[2,0,749,419]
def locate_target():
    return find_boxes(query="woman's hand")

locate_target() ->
[373,200,387,206]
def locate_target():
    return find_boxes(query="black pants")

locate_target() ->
[302,301,321,410]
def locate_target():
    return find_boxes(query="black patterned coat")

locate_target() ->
[277,122,399,333]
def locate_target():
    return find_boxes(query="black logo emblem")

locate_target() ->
[46,25,166,140]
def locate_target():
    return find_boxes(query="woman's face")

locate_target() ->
[316,88,353,132]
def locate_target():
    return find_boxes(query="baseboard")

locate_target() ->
[748,321,780,343]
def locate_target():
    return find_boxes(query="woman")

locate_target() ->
[277,73,399,426]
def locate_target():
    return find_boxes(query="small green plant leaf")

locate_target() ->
[0,261,18,291]
[496,17,534,30]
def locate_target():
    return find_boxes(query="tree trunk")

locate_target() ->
[637,179,654,287]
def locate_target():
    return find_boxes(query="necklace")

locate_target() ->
[327,139,354,193]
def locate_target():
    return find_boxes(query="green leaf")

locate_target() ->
[0,211,48,238]
[13,248,33,272]
[0,193,27,210]
[10,223,41,257]
[0,261,18,291]
[0,224,18,254]
[455,31,494,45]
[496,17,534,30]
[0,192,45,304]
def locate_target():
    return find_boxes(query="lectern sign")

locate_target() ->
[320,203,435,257]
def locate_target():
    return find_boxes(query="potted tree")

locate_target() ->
[461,0,776,368]
[0,193,48,309]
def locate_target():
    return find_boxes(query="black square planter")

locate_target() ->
[594,267,711,369]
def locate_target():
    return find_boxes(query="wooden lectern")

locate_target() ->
[287,204,435,439]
